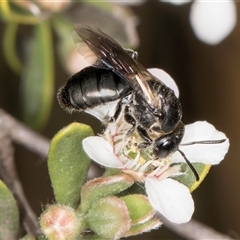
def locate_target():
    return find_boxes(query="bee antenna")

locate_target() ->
[180,139,226,146]
[177,149,200,181]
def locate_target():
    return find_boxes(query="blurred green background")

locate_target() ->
[0,1,239,239]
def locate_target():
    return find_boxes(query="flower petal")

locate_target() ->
[145,178,194,223]
[148,68,179,97]
[85,100,119,122]
[82,136,123,168]
[172,121,230,165]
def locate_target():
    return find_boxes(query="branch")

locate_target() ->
[162,218,234,240]
[0,109,234,239]
[0,109,49,158]
[0,120,40,236]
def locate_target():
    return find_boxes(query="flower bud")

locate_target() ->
[121,194,156,225]
[85,196,131,239]
[40,204,80,240]
[80,174,134,213]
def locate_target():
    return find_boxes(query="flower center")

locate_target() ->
[103,118,180,180]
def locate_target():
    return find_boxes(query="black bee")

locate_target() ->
[58,25,198,179]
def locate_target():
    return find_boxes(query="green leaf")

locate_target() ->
[172,163,211,192]
[48,123,93,208]
[3,22,22,74]
[0,180,19,239]
[0,0,42,24]
[21,20,54,129]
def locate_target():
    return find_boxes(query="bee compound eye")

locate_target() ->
[153,138,174,158]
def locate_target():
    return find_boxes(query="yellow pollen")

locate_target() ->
[138,157,146,165]
[130,146,137,152]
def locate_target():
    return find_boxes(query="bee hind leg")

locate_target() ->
[105,99,124,123]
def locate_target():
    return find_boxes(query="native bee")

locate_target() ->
[58,25,198,178]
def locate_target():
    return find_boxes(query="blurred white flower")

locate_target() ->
[190,0,237,45]
[160,0,237,45]
[160,0,191,5]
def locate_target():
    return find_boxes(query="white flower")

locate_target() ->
[82,120,229,223]
[82,68,229,224]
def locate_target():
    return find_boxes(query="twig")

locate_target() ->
[0,108,235,239]
[0,109,49,158]
[0,124,40,236]
[162,215,234,239]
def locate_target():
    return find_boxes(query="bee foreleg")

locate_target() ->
[137,125,152,148]
[124,48,138,60]
[124,105,137,136]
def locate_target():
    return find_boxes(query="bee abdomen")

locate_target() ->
[57,66,131,112]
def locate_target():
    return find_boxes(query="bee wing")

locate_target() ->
[72,24,160,109]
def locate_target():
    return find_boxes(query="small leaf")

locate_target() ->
[3,22,22,74]
[80,174,134,213]
[85,196,131,239]
[172,163,211,192]
[21,20,54,129]
[0,180,19,239]
[48,123,93,208]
